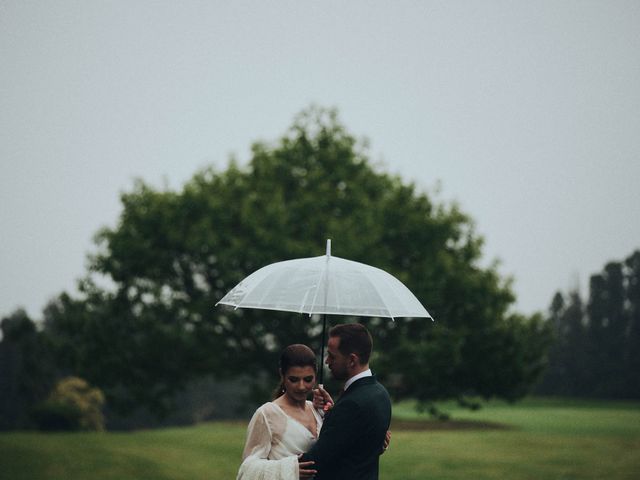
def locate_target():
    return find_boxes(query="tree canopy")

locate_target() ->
[537,250,640,399]
[14,107,552,417]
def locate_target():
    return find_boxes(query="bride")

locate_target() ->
[237,344,326,480]
[237,343,390,480]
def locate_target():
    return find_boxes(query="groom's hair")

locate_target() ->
[329,323,373,365]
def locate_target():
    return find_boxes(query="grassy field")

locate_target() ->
[1,397,638,480]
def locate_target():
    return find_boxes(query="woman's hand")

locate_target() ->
[297,456,317,479]
[382,430,391,454]
[312,385,334,412]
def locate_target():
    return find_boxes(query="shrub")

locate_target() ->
[33,377,105,431]
[32,399,82,431]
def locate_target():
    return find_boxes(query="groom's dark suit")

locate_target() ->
[301,375,391,480]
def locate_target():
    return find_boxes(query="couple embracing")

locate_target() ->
[237,323,392,480]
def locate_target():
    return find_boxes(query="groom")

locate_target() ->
[300,323,392,480]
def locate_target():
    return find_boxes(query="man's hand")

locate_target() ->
[312,384,334,412]
[298,455,317,479]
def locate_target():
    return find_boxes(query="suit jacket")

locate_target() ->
[301,375,391,480]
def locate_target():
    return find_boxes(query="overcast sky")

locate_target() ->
[1,1,639,321]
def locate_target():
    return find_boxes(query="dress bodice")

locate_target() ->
[268,402,322,459]
[238,401,324,480]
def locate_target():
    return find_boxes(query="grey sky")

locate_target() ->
[1,1,639,320]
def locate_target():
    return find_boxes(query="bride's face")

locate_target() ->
[282,365,316,402]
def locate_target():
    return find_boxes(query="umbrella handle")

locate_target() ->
[319,313,327,384]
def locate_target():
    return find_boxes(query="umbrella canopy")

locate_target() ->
[217,240,432,320]
[216,239,432,383]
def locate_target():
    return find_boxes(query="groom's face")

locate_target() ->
[326,336,349,381]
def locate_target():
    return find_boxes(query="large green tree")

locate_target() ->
[43,107,551,414]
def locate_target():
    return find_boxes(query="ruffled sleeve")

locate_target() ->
[237,404,298,480]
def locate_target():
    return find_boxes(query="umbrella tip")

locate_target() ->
[326,238,331,257]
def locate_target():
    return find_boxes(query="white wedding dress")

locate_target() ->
[237,401,323,480]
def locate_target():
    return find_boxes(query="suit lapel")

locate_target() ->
[334,375,376,404]
[342,375,376,395]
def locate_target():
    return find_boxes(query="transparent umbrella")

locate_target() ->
[216,239,432,382]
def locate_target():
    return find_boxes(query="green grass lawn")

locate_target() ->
[388,397,640,480]
[1,397,639,480]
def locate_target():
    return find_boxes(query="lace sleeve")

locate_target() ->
[242,407,273,460]
[237,404,298,480]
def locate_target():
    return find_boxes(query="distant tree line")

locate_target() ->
[0,107,552,430]
[536,250,640,399]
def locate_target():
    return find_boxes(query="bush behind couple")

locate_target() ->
[237,323,392,480]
